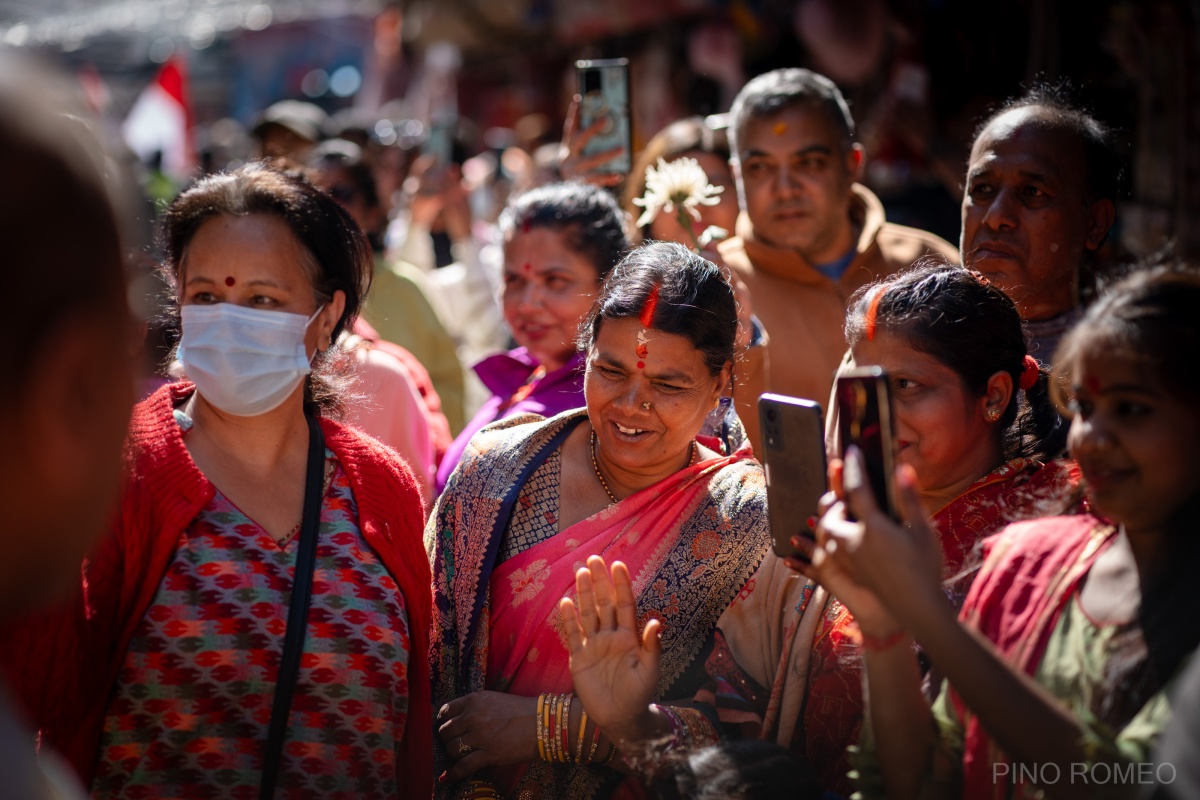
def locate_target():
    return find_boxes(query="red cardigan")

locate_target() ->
[0,382,434,798]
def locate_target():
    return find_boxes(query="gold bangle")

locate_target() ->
[549,695,556,762]
[560,694,572,763]
[586,721,601,765]
[550,694,562,763]
[576,707,588,764]
[464,777,503,799]
[546,694,556,763]
[535,694,547,762]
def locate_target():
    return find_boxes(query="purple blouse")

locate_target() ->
[435,348,585,493]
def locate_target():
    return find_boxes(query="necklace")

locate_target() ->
[589,428,697,506]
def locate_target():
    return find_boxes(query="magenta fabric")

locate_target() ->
[435,348,585,493]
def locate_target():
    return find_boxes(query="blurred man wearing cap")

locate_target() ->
[252,99,327,160]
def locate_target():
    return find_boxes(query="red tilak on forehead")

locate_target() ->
[1084,374,1101,393]
[634,286,660,368]
[864,287,883,341]
[523,262,532,272]
[639,286,660,329]
[225,276,236,287]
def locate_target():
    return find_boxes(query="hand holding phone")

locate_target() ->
[571,58,632,177]
[422,119,456,165]
[759,394,827,560]
[835,367,899,522]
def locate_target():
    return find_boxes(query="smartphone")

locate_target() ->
[423,118,456,165]
[759,394,827,560]
[835,367,899,521]
[574,58,632,175]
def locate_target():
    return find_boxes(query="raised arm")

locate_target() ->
[818,451,1114,799]
[787,459,935,797]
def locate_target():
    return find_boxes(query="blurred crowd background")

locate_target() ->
[2,0,1197,430]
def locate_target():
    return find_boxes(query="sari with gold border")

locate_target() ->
[427,409,771,799]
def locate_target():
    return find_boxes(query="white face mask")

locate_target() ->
[178,303,325,417]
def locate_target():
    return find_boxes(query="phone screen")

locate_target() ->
[423,121,455,165]
[575,58,631,175]
[836,369,898,521]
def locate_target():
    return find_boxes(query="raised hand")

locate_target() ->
[560,556,660,742]
[559,97,625,187]
[807,448,945,635]
[404,153,448,230]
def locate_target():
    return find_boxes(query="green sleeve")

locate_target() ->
[849,679,963,800]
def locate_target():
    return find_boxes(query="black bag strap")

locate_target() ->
[259,413,325,800]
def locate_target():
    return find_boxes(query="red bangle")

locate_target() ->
[861,629,907,652]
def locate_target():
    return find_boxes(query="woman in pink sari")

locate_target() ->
[428,242,772,799]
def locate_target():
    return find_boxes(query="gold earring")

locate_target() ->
[985,407,1001,422]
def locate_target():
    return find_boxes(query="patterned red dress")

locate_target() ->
[0,383,432,799]
[92,411,411,798]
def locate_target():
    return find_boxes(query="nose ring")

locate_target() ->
[642,402,652,411]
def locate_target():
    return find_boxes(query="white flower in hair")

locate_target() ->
[632,156,724,230]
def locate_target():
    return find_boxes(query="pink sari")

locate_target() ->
[491,448,744,694]
[428,410,771,799]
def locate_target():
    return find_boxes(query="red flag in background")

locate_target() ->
[122,57,195,182]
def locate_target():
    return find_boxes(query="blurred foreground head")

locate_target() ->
[0,49,135,614]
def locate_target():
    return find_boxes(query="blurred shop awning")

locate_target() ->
[1,0,717,54]
[0,0,384,50]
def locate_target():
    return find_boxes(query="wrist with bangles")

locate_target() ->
[535,693,616,766]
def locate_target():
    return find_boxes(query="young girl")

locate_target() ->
[805,262,1200,798]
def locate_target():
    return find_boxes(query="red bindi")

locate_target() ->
[523,262,532,272]
[224,276,235,287]
[1084,375,1101,393]
[636,361,645,370]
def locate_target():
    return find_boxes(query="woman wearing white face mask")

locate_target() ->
[5,163,434,798]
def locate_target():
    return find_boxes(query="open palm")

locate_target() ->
[560,556,660,735]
